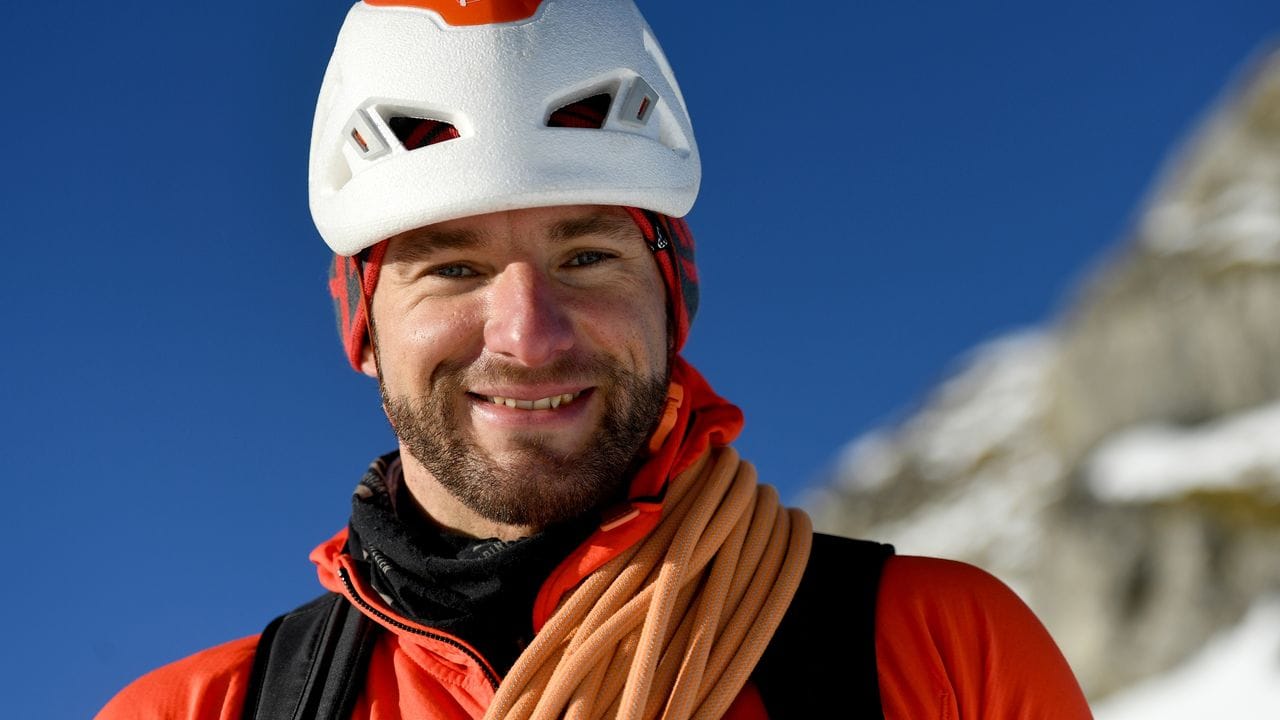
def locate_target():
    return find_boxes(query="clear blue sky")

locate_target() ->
[3,2,1278,716]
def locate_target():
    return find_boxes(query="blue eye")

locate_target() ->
[435,264,476,278]
[566,251,611,267]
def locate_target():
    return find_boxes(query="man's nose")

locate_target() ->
[483,263,574,366]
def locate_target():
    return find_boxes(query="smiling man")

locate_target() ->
[368,206,671,538]
[99,1,1092,719]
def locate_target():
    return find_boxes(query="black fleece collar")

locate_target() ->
[346,452,596,675]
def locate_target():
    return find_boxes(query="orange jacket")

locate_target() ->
[99,361,1091,718]
[98,535,1092,719]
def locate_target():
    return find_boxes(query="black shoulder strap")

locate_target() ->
[752,533,895,719]
[241,592,379,720]
[241,536,888,719]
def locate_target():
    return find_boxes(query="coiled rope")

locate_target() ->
[484,446,813,720]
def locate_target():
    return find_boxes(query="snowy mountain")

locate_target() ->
[810,47,1280,710]
[1093,596,1280,719]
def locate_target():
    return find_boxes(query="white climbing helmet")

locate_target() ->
[309,0,701,256]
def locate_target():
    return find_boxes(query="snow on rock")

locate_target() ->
[907,332,1057,483]
[1087,400,1280,502]
[1143,175,1280,267]
[833,431,902,493]
[1093,596,1280,720]
[869,446,1062,587]
[1139,50,1280,269]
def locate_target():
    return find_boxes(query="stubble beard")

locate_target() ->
[379,353,669,530]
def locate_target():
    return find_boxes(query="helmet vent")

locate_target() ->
[547,93,612,129]
[344,108,391,161]
[617,76,658,127]
[388,116,461,150]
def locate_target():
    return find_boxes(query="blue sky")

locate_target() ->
[4,2,1279,716]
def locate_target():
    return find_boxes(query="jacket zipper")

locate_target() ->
[337,566,502,690]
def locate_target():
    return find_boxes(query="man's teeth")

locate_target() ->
[487,391,581,410]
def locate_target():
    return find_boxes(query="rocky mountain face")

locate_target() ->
[810,49,1280,702]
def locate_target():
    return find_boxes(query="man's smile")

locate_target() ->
[473,389,587,410]
[464,386,599,433]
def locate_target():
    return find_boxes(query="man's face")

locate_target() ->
[364,205,670,530]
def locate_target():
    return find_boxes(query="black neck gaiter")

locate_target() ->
[346,453,597,675]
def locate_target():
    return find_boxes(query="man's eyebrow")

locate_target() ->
[386,226,483,264]
[548,213,639,244]
[385,213,637,265]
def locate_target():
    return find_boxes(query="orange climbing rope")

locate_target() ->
[485,446,812,720]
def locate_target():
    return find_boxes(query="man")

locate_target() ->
[100,1,1092,718]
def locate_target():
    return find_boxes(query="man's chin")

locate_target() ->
[476,436,593,468]
[434,450,632,529]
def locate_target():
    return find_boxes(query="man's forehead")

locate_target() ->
[384,205,640,257]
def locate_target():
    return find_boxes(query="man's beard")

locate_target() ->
[379,353,669,530]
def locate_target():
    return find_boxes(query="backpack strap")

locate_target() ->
[241,592,379,720]
[753,533,894,718]
[240,535,890,719]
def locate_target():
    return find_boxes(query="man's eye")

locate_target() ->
[566,251,613,267]
[434,264,476,278]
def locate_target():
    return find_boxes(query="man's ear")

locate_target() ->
[359,337,378,379]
